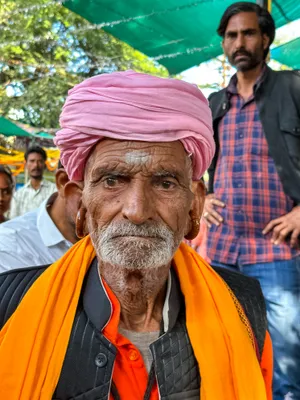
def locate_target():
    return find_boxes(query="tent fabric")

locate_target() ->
[0,116,32,137]
[64,0,300,74]
[271,37,300,69]
[34,131,55,139]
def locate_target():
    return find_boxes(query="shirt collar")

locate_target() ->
[24,179,48,189]
[37,193,70,247]
[227,62,268,95]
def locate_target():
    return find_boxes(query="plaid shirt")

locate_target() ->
[207,68,298,266]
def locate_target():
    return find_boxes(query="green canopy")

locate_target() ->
[64,0,300,74]
[271,37,300,69]
[33,131,55,139]
[0,116,32,137]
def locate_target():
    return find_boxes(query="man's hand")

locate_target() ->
[203,193,226,228]
[262,206,300,248]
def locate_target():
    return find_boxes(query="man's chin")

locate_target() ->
[232,59,260,72]
[30,174,43,180]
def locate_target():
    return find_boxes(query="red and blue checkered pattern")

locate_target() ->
[207,71,298,266]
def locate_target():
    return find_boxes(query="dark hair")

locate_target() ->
[0,165,14,187]
[24,145,47,162]
[57,160,64,169]
[217,2,275,59]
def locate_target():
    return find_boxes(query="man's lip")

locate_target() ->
[112,235,158,239]
[234,54,249,59]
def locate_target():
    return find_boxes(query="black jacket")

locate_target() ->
[0,260,267,399]
[208,66,300,204]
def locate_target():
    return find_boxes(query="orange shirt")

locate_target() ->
[102,279,272,400]
[103,281,159,400]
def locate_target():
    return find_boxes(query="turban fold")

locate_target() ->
[54,70,215,180]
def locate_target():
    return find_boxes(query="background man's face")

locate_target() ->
[82,139,196,270]
[0,173,13,216]
[26,152,45,179]
[222,12,268,71]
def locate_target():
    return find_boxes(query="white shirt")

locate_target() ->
[9,179,56,219]
[0,195,72,272]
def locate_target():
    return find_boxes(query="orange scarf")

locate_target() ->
[0,236,268,399]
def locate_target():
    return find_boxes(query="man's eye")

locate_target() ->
[156,179,176,190]
[103,177,119,187]
[0,189,11,196]
[226,32,237,40]
[162,181,172,189]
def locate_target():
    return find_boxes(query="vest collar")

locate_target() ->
[82,258,182,333]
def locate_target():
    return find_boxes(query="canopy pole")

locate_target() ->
[256,0,272,11]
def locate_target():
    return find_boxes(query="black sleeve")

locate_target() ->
[0,267,46,329]
[206,91,221,194]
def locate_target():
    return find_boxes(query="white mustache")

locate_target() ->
[99,221,173,241]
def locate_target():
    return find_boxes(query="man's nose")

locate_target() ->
[121,180,154,224]
[235,33,246,49]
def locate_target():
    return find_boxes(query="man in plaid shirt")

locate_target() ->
[204,2,300,399]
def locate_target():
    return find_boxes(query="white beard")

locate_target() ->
[92,220,181,270]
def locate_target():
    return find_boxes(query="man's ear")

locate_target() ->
[55,169,69,195]
[262,33,270,52]
[184,180,206,240]
[63,180,84,224]
[190,180,206,219]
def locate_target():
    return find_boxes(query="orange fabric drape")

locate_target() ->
[173,245,271,399]
[0,236,272,399]
[0,236,95,399]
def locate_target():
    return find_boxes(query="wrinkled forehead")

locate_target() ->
[84,139,192,177]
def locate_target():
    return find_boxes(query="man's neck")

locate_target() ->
[48,195,78,244]
[30,177,42,190]
[236,62,264,100]
[100,263,170,332]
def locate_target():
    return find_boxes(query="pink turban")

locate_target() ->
[54,70,215,180]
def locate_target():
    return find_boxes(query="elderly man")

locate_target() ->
[0,71,272,399]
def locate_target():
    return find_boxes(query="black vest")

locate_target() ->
[0,260,267,399]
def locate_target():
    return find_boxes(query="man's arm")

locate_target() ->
[290,70,300,116]
[0,250,33,273]
[203,193,226,228]
[262,205,300,248]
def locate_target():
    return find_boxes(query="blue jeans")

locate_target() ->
[212,258,300,400]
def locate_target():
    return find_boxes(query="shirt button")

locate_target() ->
[128,349,139,361]
[239,134,243,138]
[95,353,108,368]
[237,183,242,188]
